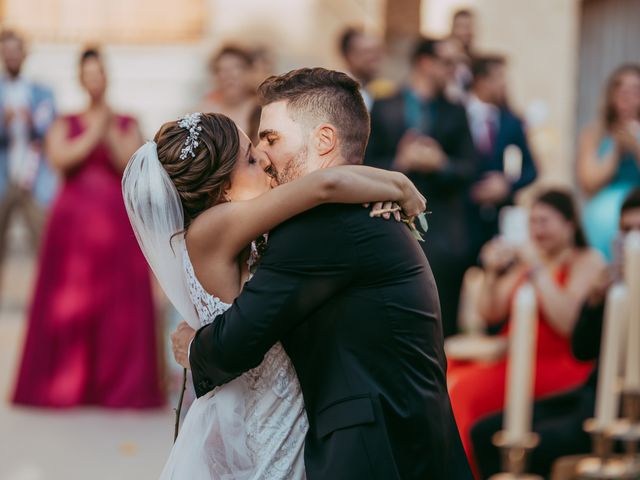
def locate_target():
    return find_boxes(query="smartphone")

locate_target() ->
[499,206,529,246]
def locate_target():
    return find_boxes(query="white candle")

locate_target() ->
[503,144,523,182]
[504,283,538,444]
[459,267,485,335]
[595,284,628,429]
[624,232,640,391]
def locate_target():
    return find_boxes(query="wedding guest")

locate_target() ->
[466,55,537,256]
[578,64,640,260]
[365,36,476,337]
[448,9,476,100]
[450,9,475,59]
[12,47,163,408]
[0,30,57,288]
[448,190,603,467]
[246,45,275,141]
[199,45,260,141]
[438,36,469,104]
[338,27,387,111]
[470,188,640,479]
[249,45,275,91]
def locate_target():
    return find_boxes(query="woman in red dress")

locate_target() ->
[448,190,604,472]
[12,48,164,408]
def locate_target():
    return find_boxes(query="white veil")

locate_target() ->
[123,142,257,479]
[122,141,199,329]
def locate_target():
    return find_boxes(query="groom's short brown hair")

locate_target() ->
[257,67,370,164]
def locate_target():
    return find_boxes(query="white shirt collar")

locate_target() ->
[467,94,499,116]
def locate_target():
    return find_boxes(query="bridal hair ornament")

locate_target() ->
[178,112,203,160]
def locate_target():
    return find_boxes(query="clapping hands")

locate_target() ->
[614,120,640,154]
[393,130,446,174]
[3,107,32,128]
[471,172,511,206]
[480,238,518,274]
[480,238,545,274]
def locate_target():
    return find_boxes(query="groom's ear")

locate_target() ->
[314,124,338,157]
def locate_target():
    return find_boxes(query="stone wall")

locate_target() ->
[9,0,588,184]
[15,0,386,137]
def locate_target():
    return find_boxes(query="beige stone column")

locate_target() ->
[476,0,581,185]
[385,0,421,41]
[383,0,422,82]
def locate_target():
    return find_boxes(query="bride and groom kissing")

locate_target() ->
[123,67,472,479]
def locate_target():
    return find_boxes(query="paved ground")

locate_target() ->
[0,219,175,480]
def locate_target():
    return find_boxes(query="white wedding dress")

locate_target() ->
[159,250,308,479]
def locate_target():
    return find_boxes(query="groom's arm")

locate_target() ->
[190,205,356,396]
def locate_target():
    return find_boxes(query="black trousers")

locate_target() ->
[470,384,595,479]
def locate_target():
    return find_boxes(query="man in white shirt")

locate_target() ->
[466,89,500,156]
[465,55,537,257]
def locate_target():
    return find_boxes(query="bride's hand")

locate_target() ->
[397,174,426,218]
[364,175,425,221]
[171,321,196,369]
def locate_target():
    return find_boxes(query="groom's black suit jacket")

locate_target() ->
[190,203,472,479]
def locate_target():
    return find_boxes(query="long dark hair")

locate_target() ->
[622,188,640,214]
[601,63,640,131]
[79,46,101,66]
[534,189,587,249]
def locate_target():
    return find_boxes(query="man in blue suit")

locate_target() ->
[465,55,537,256]
[0,30,57,282]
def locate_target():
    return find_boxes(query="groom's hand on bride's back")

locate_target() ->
[171,321,196,369]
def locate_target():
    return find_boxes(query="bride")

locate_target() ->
[122,112,424,479]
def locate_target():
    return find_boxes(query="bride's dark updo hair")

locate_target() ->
[154,113,240,228]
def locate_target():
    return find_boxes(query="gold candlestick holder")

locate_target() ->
[489,431,543,480]
[576,417,640,479]
[615,390,640,457]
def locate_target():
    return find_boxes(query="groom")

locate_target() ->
[172,68,472,479]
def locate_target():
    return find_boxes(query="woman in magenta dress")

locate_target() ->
[12,48,164,408]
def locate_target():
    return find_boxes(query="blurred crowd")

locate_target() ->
[1,7,640,479]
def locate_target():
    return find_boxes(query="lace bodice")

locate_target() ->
[175,248,308,479]
[183,249,231,327]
